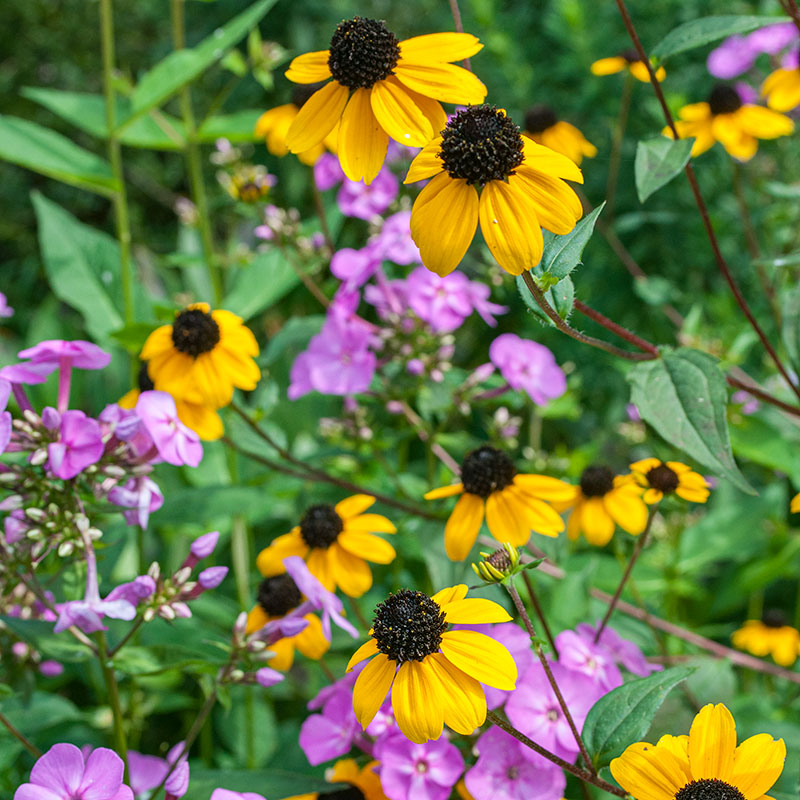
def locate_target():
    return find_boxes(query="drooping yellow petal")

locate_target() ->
[394,62,487,105]
[431,584,468,606]
[629,60,666,82]
[580,497,616,546]
[285,50,332,84]
[610,743,688,800]
[730,733,786,799]
[404,137,445,184]
[294,613,330,660]
[630,457,662,473]
[392,660,445,743]
[306,547,336,592]
[141,324,176,360]
[791,492,800,513]
[424,482,464,500]
[736,105,794,139]
[687,703,737,782]
[521,137,584,183]
[347,638,380,672]
[439,597,512,624]
[175,399,223,441]
[511,170,581,235]
[397,85,448,139]
[352,653,396,729]
[328,543,373,597]
[335,494,376,519]
[439,629,517,689]
[513,474,576,502]
[343,513,397,534]
[510,489,564,537]
[337,88,389,184]
[604,485,648,535]
[410,172,479,277]
[425,652,487,735]
[286,80,348,154]
[590,56,627,75]
[337,529,396,564]
[255,531,308,576]
[268,636,296,671]
[762,68,800,111]
[485,489,531,544]
[399,32,483,63]
[370,78,436,147]
[444,492,485,561]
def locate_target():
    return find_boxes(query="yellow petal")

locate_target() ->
[512,474,576,502]
[424,482,464,500]
[762,68,800,111]
[404,137,444,184]
[736,105,794,139]
[485,488,531,544]
[439,597,512,624]
[426,652,487,735]
[521,136,584,183]
[511,170,582,235]
[337,529,397,564]
[443,492,485,561]
[410,172,479,277]
[630,60,665,82]
[393,61,487,105]
[347,639,380,672]
[255,531,308,576]
[328,543,373,597]
[508,488,564,537]
[245,605,269,635]
[630,457,661,473]
[335,494,376,519]
[286,80,348,154]
[791,492,800,513]
[370,78,435,147]
[352,653,396,729]
[591,56,627,75]
[306,548,336,592]
[610,743,688,800]
[688,703,737,782]
[580,497,616,546]
[337,88,389,184]
[392,660,445,743]
[731,734,786,799]
[604,486,648,535]
[285,50,332,84]
[439,629,517,689]
[399,32,483,63]
[431,584,469,606]
[343,513,397,534]
[140,324,176,360]
[294,613,330,659]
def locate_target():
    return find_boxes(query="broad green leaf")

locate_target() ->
[627,347,755,494]
[0,115,117,195]
[730,413,800,485]
[516,273,574,324]
[197,109,263,143]
[652,16,789,61]
[782,283,800,368]
[582,666,695,768]
[635,137,694,202]
[125,0,278,127]
[222,248,301,320]
[0,692,82,735]
[185,770,335,800]
[764,181,800,199]
[0,617,91,663]
[539,203,605,281]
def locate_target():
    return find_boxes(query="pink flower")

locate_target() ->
[553,629,622,692]
[0,292,14,318]
[135,391,203,467]
[48,410,104,480]
[255,666,284,687]
[489,334,566,406]
[164,742,190,800]
[372,211,422,265]
[105,576,156,607]
[336,167,398,220]
[127,751,168,796]
[331,246,381,289]
[14,743,133,800]
[299,686,360,765]
[0,378,12,456]
[108,477,164,529]
[211,791,267,800]
[574,622,661,677]
[17,339,110,372]
[314,153,345,191]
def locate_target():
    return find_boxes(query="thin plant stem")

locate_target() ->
[96,631,129,778]
[573,300,659,355]
[108,616,145,658]
[0,709,41,758]
[487,712,625,797]
[348,595,372,632]
[99,0,134,326]
[318,656,337,683]
[275,238,330,308]
[447,0,472,71]
[506,582,597,775]
[171,0,223,305]
[605,73,633,220]
[778,0,800,37]
[521,570,558,656]
[594,506,657,642]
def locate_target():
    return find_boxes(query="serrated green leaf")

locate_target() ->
[539,203,605,281]
[627,347,754,494]
[635,137,694,202]
[582,666,695,768]
[652,15,789,61]
[516,273,574,324]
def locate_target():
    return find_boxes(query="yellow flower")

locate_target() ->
[245,574,330,671]
[255,84,339,166]
[664,85,793,161]
[762,66,800,112]
[348,584,516,743]
[791,492,800,513]
[560,465,648,546]
[628,458,710,504]
[220,165,275,204]
[255,495,396,597]
[404,105,584,277]
[140,303,260,409]
[611,703,785,800]
[523,105,597,165]
[590,50,666,82]
[424,445,573,561]
[283,759,388,800]
[284,17,487,183]
[732,612,800,667]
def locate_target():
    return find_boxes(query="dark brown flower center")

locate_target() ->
[460,446,517,498]
[324,787,366,800]
[525,105,558,133]
[621,48,642,63]
[708,85,742,116]
[439,105,525,186]
[372,589,448,663]
[328,17,400,90]
[171,308,221,357]
[645,463,680,494]
[674,779,746,800]
[299,503,344,549]
[486,548,513,572]
[257,574,302,617]
[762,608,788,628]
[137,362,154,392]
[579,465,615,498]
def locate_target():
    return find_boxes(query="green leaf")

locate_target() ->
[185,770,335,800]
[222,248,301,320]
[582,666,695,768]
[197,109,262,143]
[627,347,755,494]
[652,16,789,61]
[110,321,159,354]
[125,0,278,128]
[782,284,800,368]
[635,137,694,202]
[0,616,92,663]
[539,203,605,281]
[0,115,117,195]
[516,273,574,325]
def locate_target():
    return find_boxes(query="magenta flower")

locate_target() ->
[255,666,284,688]
[364,278,408,320]
[299,685,360,765]
[197,566,228,590]
[314,153,345,191]
[164,742,190,800]
[17,339,110,372]
[708,23,797,78]
[135,391,203,467]
[211,791,267,800]
[48,410,105,480]
[375,732,464,800]
[553,629,622,692]
[372,211,422,265]
[14,743,133,800]
[0,292,14,318]
[331,246,381,289]
[575,622,660,677]
[127,751,168,797]
[337,167,398,220]
[489,334,566,406]
[182,530,220,569]
[0,378,12,456]
[108,477,164,529]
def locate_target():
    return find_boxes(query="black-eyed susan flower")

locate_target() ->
[424,445,573,561]
[405,105,584,277]
[590,49,666,82]
[611,703,786,800]
[348,584,516,743]
[284,17,486,183]
[283,759,388,800]
[255,84,339,166]
[558,465,648,546]
[762,66,800,112]
[524,105,597,166]
[245,574,329,670]
[220,165,276,203]
[664,84,794,161]
[119,363,223,441]
[140,303,260,409]
[628,458,710,504]
[732,610,800,667]
[255,495,396,597]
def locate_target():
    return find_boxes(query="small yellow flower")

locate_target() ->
[762,66,800,112]
[732,612,800,667]
[255,495,396,598]
[590,50,666,82]
[628,458,710,504]
[284,17,487,183]
[790,492,800,513]
[611,703,786,800]
[282,759,388,800]
[348,584,516,743]
[664,84,793,161]
[523,105,597,165]
[425,445,573,561]
[220,166,276,203]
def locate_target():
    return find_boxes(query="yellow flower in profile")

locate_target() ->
[611,703,785,800]
[559,465,648,546]
[140,303,260,408]
[119,363,223,441]
[590,50,666,82]
[762,66,800,112]
[405,105,584,277]
[523,105,597,165]
[424,445,573,561]
[348,584,516,743]
[284,17,487,183]
[664,84,794,161]
[255,495,396,597]
[732,611,800,667]
[245,574,329,671]
[628,458,710,504]
[283,759,388,800]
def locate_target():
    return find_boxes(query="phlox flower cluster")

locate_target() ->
[708,23,798,80]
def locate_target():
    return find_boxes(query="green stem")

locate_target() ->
[0,709,41,758]
[605,73,632,220]
[96,631,129,778]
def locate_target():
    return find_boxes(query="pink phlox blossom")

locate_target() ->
[554,629,623,692]
[127,751,168,797]
[372,211,422,265]
[197,566,228,589]
[314,153,346,191]
[331,246,382,289]
[337,167,398,220]
[182,530,220,569]
[255,666,284,687]
[17,339,111,373]
[708,23,797,78]
[5,510,31,544]
[0,292,14,318]
[363,278,408,320]
[211,792,267,800]
[105,576,156,607]
[489,334,566,406]
[385,140,419,164]
[108,477,164,529]
[0,377,11,455]
[135,391,203,467]
[365,700,395,740]
[299,686,360,765]
[575,622,661,676]
[307,667,360,710]
[48,410,105,480]
[164,742,190,800]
